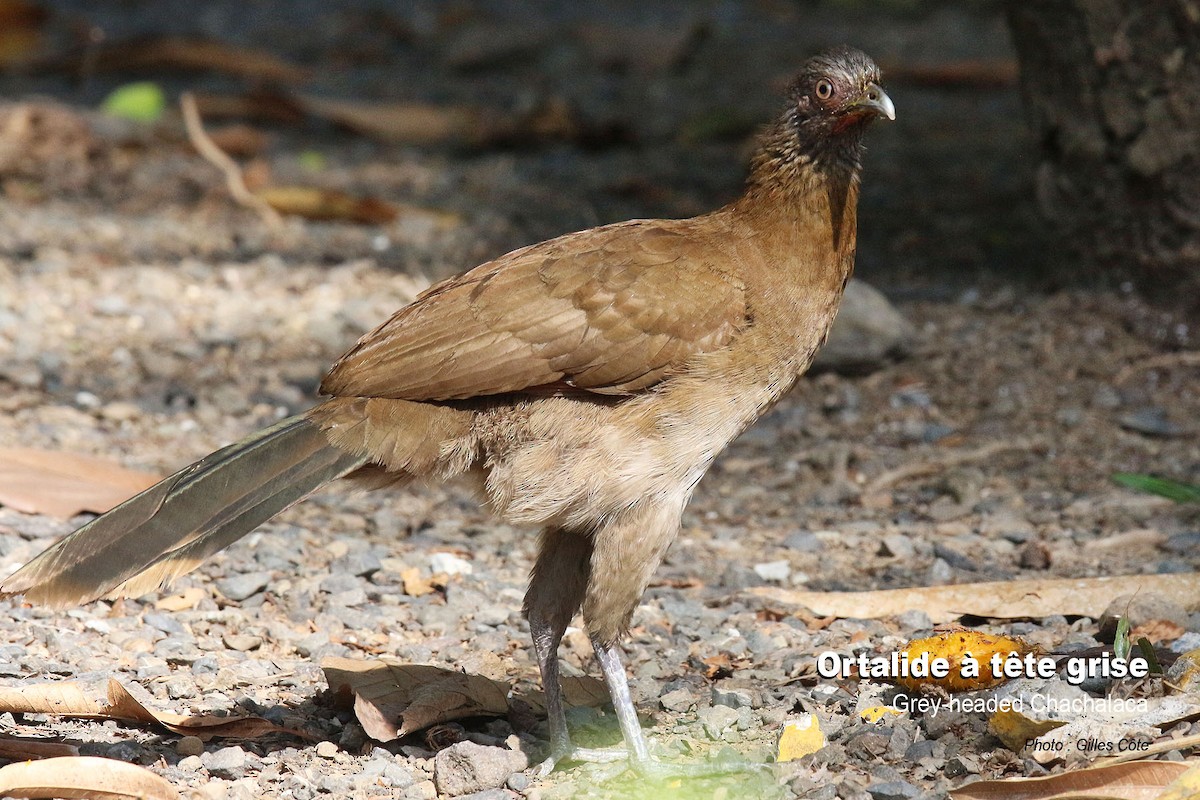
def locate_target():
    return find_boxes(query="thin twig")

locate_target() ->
[1115,351,1200,385]
[180,91,283,229]
[1092,729,1200,768]
[864,437,1046,496]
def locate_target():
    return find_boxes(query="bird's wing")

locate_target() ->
[320,219,747,401]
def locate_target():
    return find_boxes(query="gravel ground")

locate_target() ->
[0,2,1198,798]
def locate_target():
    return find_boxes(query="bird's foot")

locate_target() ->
[537,741,769,779]
[626,752,772,780]
[536,744,630,776]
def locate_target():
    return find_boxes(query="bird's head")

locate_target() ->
[755,47,893,182]
[789,47,894,137]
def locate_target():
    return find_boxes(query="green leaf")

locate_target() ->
[101,82,165,123]
[1113,616,1131,661]
[1112,473,1200,503]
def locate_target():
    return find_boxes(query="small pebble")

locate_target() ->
[753,560,790,582]
[429,552,473,576]
[177,736,205,757]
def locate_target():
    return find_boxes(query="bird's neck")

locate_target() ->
[730,127,864,269]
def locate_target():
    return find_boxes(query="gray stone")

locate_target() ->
[143,613,187,636]
[216,571,272,601]
[317,774,354,793]
[433,741,528,797]
[1119,407,1184,437]
[711,686,756,709]
[457,790,513,800]
[698,704,740,740]
[660,687,697,713]
[203,745,247,780]
[880,534,915,559]
[332,550,382,577]
[753,560,791,582]
[868,780,921,800]
[783,530,823,552]
[896,609,932,631]
[812,279,914,374]
[383,762,417,788]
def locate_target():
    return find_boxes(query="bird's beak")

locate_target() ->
[853,82,895,121]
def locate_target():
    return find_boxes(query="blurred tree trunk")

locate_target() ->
[1006,1,1200,304]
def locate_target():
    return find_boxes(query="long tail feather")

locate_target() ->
[0,414,366,607]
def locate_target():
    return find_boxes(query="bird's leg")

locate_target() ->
[590,635,649,762]
[523,528,597,773]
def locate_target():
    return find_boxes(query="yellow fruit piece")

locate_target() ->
[895,631,1037,693]
[860,705,902,723]
[776,713,826,762]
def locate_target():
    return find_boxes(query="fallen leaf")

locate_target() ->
[1131,618,1185,644]
[0,448,159,518]
[950,760,1190,800]
[256,186,397,224]
[322,657,509,742]
[0,678,301,742]
[295,93,578,148]
[0,736,79,761]
[154,586,206,612]
[1155,761,1200,800]
[751,573,1200,624]
[35,36,307,83]
[988,707,1067,751]
[515,675,610,715]
[0,755,179,800]
[400,566,436,597]
[298,95,482,145]
[776,714,825,762]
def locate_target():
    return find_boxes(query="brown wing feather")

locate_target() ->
[320,219,746,401]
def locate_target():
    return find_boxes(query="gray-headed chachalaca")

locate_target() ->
[1,47,893,771]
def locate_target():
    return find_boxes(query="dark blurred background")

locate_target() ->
[0,1,1194,306]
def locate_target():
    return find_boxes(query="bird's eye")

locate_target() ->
[815,79,834,100]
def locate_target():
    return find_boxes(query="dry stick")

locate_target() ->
[1092,730,1200,768]
[1115,351,1200,385]
[864,437,1046,496]
[179,92,283,229]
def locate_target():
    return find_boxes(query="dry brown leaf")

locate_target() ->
[322,657,509,742]
[295,94,577,148]
[256,186,397,224]
[0,736,78,761]
[38,35,307,83]
[0,448,159,518]
[1131,618,1185,644]
[752,573,1200,624]
[988,708,1067,752]
[298,95,483,145]
[400,566,436,597]
[950,760,1191,800]
[515,675,610,715]
[154,586,206,612]
[0,678,300,742]
[0,755,179,800]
